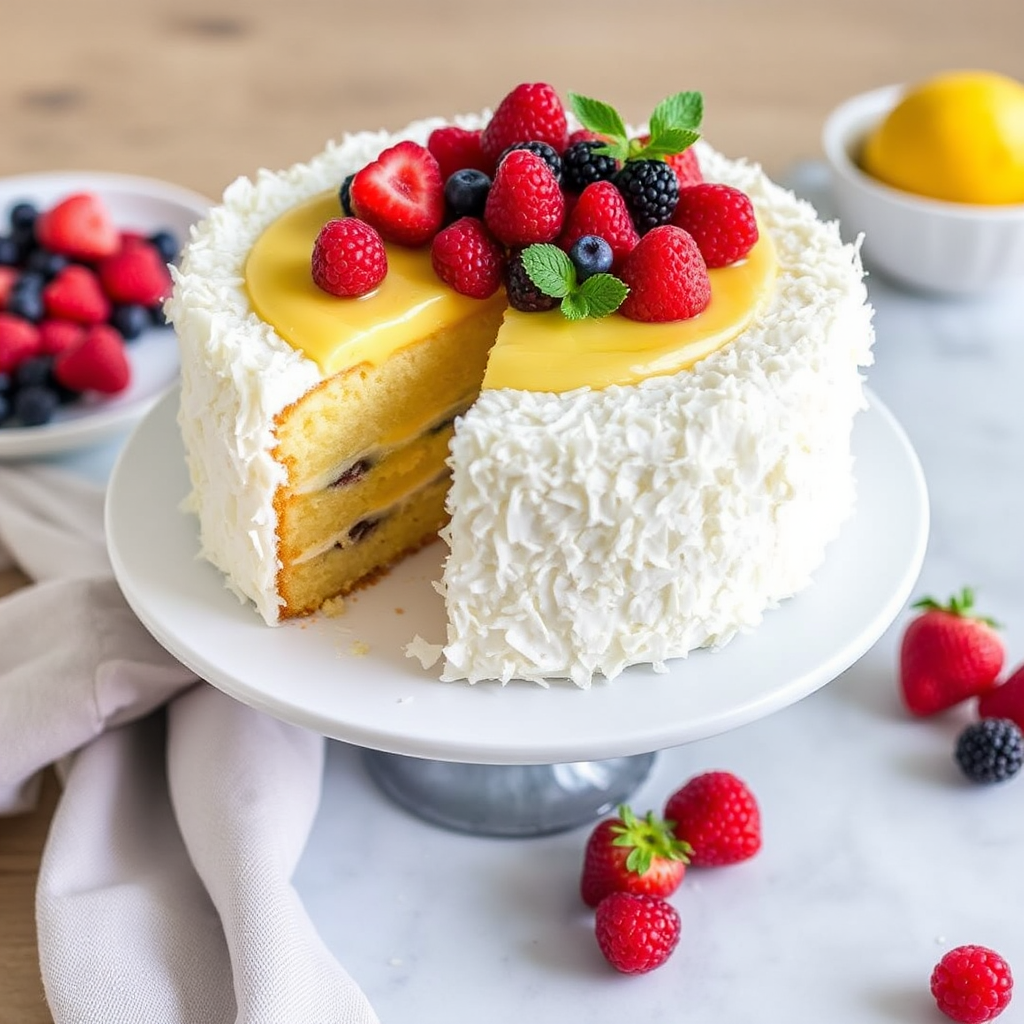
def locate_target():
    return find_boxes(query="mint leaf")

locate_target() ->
[640,127,701,161]
[577,274,629,318]
[568,93,628,141]
[560,292,591,321]
[520,244,574,298]
[649,91,703,136]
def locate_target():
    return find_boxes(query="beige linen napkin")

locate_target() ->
[0,464,380,1024]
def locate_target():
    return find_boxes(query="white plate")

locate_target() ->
[0,171,211,459]
[106,387,929,765]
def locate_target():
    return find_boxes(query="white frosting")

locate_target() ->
[439,146,873,686]
[169,118,873,686]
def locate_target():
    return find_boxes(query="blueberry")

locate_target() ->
[110,303,151,341]
[24,248,68,280]
[148,229,180,263]
[148,302,170,327]
[13,385,59,427]
[7,284,45,322]
[0,392,10,425]
[13,355,54,390]
[0,236,20,266]
[0,371,10,395]
[568,235,614,282]
[8,201,38,232]
[444,169,491,219]
[338,174,356,217]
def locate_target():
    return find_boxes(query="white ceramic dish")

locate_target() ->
[0,171,211,459]
[105,386,929,766]
[822,84,1024,296]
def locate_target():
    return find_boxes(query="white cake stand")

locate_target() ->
[105,387,928,835]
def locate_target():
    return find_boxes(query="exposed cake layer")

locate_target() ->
[439,145,874,686]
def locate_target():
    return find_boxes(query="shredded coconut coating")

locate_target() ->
[439,145,874,686]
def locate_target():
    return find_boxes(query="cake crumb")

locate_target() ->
[320,595,347,617]
[394,607,405,615]
[405,634,443,669]
[350,639,371,657]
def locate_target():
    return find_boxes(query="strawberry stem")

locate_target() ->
[912,586,1000,628]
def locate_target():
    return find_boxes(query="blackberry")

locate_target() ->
[561,140,619,194]
[497,141,562,182]
[954,718,1024,783]
[505,250,559,313]
[568,235,613,282]
[613,159,679,233]
[444,168,491,219]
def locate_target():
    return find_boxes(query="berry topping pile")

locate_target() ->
[578,771,761,974]
[931,944,1013,1023]
[0,192,179,428]
[309,83,762,323]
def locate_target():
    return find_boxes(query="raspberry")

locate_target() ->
[619,226,711,324]
[672,182,759,268]
[505,250,558,313]
[311,219,388,297]
[483,149,565,248]
[954,719,1024,783]
[349,140,445,247]
[497,140,562,182]
[663,770,761,866]
[480,82,568,164]
[427,125,491,181]
[931,945,1013,1023]
[430,217,506,299]
[558,181,639,271]
[613,159,679,233]
[594,893,681,975]
[978,661,1024,731]
[636,135,704,189]
[561,140,620,194]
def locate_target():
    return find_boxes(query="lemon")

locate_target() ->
[861,70,1024,204]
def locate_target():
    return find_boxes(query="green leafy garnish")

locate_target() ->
[568,89,703,164]
[520,244,629,321]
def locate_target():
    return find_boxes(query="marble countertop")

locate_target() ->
[35,165,1024,1023]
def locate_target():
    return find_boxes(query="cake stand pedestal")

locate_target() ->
[104,386,929,840]
[361,750,658,836]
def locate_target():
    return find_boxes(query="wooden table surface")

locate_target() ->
[1,1,1021,1020]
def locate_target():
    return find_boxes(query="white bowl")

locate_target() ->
[822,84,1024,296]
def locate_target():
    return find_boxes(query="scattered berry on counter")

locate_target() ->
[663,770,762,866]
[580,803,691,908]
[613,158,681,233]
[978,661,1024,731]
[930,944,1013,1023]
[954,718,1024,784]
[479,81,569,165]
[619,225,711,323]
[311,218,388,298]
[483,149,565,248]
[594,892,681,975]
[672,182,760,268]
[899,588,1004,717]
[427,125,491,182]
[349,140,446,247]
[443,168,492,220]
[430,217,506,299]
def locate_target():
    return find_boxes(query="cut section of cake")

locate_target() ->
[167,83,874,686]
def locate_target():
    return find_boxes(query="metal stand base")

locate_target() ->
[361,750,657,837]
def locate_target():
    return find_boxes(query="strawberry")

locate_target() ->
[349,141,445,247]
[98,242,173,305]
[430,217,506,299]
[37,319,86,356]
[481,82,568,164]
[0,266,17,310]
[311,218,388,297]
[427,125,492,181]
[618,225,711,323]
[594,893,681,975]
[664,771,762,867]
[978,662,1024,731]
[34,192,119,261]
[42,265,111,325]
[899,588,1004,716]
[483,149,565,247]
[580,804,691,908]
[672,182,759,268]
[53,324,130,394]
[558,180,639,271]
[0,313,41,373]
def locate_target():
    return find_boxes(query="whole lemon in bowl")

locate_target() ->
[860,69,1024,205]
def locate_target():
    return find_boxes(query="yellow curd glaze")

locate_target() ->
[245,191,778,392]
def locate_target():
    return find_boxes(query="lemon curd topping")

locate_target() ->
[244,191,778,392]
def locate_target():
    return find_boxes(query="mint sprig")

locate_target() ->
[520,244,628,321]
[568,89,703,164]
